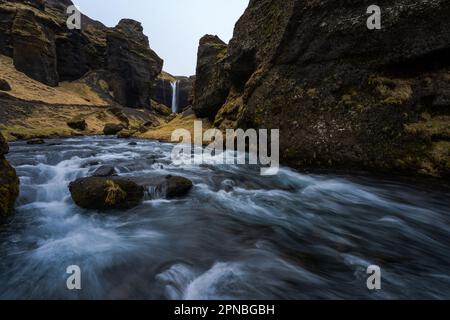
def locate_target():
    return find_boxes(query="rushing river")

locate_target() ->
[0,136,449,299]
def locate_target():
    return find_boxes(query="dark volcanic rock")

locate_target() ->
[0,133,8,155]
[196,0,450,179]
[0,1,163,104]
[106,19,163,109]
[152,73,173,108]
[192,35,230,120]
[177,76,194,111]
[69,177,144,210]
[92,165,117,177]
[103,123,124,135]
[159,175,193,198]
[0,78,11,91]
[131,175,193,199]
[67,117,87,131]
[11,8,58,86]
[0,132,19,222]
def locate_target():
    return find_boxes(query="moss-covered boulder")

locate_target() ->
[69,177,144,210]
[0,133,19,222]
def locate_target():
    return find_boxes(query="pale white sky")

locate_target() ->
[73,0,249,76]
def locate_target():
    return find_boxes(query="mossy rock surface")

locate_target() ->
[69,177,144,210]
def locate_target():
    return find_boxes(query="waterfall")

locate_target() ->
[171,80,179,113]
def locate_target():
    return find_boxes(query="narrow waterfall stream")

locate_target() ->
[171,80,179,113]
[0,137,449,299]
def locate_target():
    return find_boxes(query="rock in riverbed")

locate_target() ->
[159,175,193,198]
[132,175,193,199]
[69,177,144,210]
[91,165,117,177]
[0,133,19,222]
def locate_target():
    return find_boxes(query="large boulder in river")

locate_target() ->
[159,175,193,198]
[0,133,19,222]
[69,177,144,210]
[106,19,163,109]
[132,175,193,199]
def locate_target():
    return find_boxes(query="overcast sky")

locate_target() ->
[73,0,249,76]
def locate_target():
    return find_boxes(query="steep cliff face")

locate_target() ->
[0,0,163,109]
[0,132,19,223]
[152,72,194,112]
[193,35,231,120]
[106,19,163,108]
[195,0,450,178]
[177,76,194,111]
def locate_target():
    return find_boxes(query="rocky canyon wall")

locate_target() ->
[193,0,450,179]
[0,0,163,109]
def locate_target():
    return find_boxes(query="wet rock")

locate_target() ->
[128,142,137,146]
[67,117,87,131]
[0,132,19,222]
[92,165,117,177]
[161,175,193,198]
[103,123,124,135]
[0,78,11,91]
[130,175,193,199]
[69,177,144,210]
[27,139,45,145]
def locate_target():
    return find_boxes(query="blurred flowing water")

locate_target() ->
[0,136,449,299]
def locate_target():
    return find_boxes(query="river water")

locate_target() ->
[0,136,449,299]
